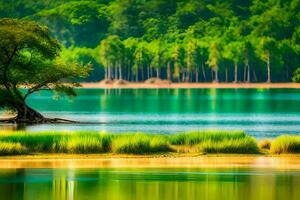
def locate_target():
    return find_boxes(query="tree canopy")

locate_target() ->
[1,0,300,83]
[0,18,91,123]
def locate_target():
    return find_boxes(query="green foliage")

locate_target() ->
[0,18,91,120]
[292,68,300,82]
[1,0,300,82]
[271,135,300,154]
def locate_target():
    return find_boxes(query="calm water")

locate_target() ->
[1,88,300,138]
[0,168,299,200]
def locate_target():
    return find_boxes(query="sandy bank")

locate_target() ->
[1,154,300,169]
[80,82,300,89]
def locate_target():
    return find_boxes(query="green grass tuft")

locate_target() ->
[169,130,246,145]
[270,135,300,154]
[112,134,171,154]
[198,137,259,154]
[0,130,260,155]
[0,142,28,155]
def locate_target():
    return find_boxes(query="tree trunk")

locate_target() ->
[167,61,171,81]
[119,65,122,80]
[202,63,206,82]
[243,64,247,82]
[267,54,271,83]
[147,65,150,80]
[136,68,139,82]
[247,63,250,83]
[15,103,45,123]
[253,69,258,82]
[195,68,199,82]
[108,67,112,80]
[156,68,160,79]
[225,67,228,82]
[245,58,250,83]
[214,69,219,82]
[234,62,238,83]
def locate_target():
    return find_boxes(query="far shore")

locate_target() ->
[80,82,300,89]
[1,154,300,169]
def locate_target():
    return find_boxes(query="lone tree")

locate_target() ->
[0,18,91,124]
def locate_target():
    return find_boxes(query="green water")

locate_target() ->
[0,168,299,200]
[1,88,300,138]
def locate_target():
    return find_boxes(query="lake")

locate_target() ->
[1,88,300,138]
[0,168,299,200]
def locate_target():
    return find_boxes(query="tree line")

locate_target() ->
[1,0,300,82]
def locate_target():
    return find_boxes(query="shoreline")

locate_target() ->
[1,154,300,169]
[80,82,300,89]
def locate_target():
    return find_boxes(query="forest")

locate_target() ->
[1,0,300,83]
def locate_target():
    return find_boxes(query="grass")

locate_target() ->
[111,134,172,154]
[0,131,259,155]
[0,142,27,155]
[198,137,259,154]
[169,130,247,145]
[0,130,287,155]
[270,135,300,154]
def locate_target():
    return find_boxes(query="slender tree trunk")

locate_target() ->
[150,67,153,78]
[243,64,247,82]
[141,66,144,81]
[225,67,228,82]
[214,69,219,82]
[202,63,206,82]
[253,69,258,82]
[234,62,238,83]
[136,68,139,82]
[167,61,171,81]
[244,57,250,83]
[267,54,271,83]
[186,70,190,82]
[156,68,160,79]
[195,68,199,82]
[147,65,150,80]
[104,68,107,80]
[247,62,250,83]
[108,67,111,80]
[119,65,122,80]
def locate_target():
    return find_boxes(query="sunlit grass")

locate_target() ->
[270,135,300,154]
[0,142,27,155]
[111,134,171,154]
[0,130,260,155]
[198,137,259,154]
[169,130,247,145]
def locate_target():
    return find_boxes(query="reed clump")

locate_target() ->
[270,135,300,154]
[111,134,171,154]
[0,130,260,155]
[0,142,27,155]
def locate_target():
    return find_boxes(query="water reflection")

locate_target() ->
[0,168,299,200]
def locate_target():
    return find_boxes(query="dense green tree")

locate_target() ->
[207,41,221,82]
[0,18,90,123]
[2,0,300,83]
